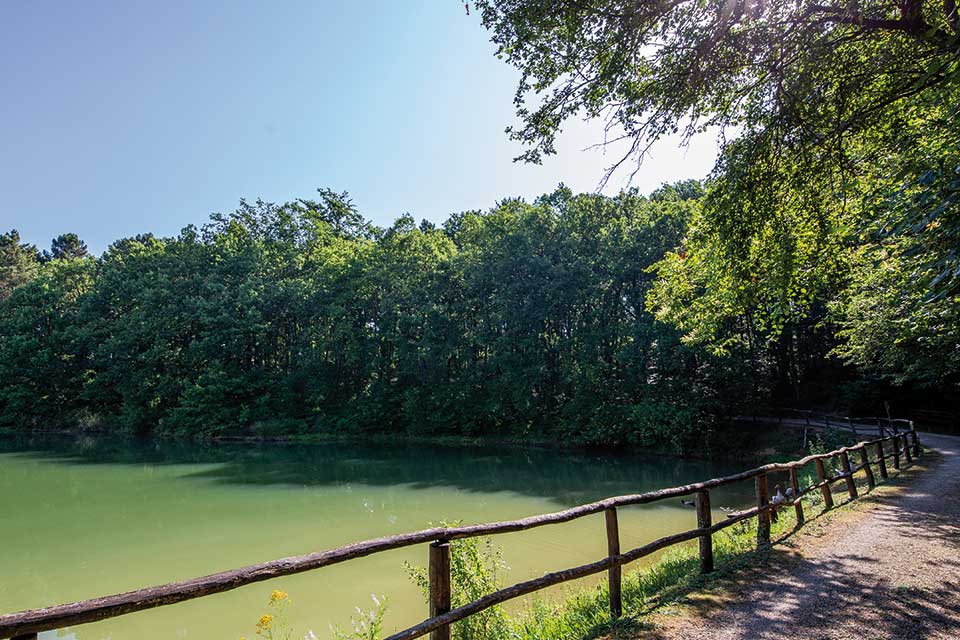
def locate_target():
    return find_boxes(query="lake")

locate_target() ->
[0,434,756,639]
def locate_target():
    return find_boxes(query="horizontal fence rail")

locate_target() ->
[777,409,914,439]
[0,430,924,640]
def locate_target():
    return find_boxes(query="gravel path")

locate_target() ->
[649,432,960,640]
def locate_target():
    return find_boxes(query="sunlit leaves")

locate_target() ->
[0,186,737,450]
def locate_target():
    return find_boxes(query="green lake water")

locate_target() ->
[0,434,755,639]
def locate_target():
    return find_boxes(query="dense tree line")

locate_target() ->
[0,186,746,450]
[2,180,955,448]
[4,2,958,449]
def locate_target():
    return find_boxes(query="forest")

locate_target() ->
[0,177,955,452]
[0,185,716,449]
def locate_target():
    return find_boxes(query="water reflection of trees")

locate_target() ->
[0,434,755,507]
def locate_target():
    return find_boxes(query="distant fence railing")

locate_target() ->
[735,410,917,448]
[779,409,914,443]
[0,431,924,640]
[780,409,959,436]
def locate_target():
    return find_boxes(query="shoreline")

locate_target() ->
[0,419,807,463]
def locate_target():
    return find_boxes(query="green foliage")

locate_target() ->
[503,500,812,640]
[477,0,960,398]
[46,232,90,261]
[0,184,739,450]
[329,595,388,640]
[399,510,802,640]
[833,246,960,387]
[0,230,41,302]
[1,174,953,443]
[475,1,959,172]
[807,429,857,456]
[405,526,511,640]
[827,99,960,387]
[0,257,96,426]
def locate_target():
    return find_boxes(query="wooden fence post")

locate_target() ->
[429,541,451,640]
[911,429,921,457]
[604,507,622,618]
[876,440,889,480]
[695,490,713,574]
[839,451,858,499]
[789,467,804,525]
[815,458,834,509]
[755,473,771,546]
[858,445,875,490]
[892,435,901,470]
[903,434,913,463]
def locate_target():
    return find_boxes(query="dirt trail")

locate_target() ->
[649,433,960,640]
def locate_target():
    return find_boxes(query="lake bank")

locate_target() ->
[0,415,809,463]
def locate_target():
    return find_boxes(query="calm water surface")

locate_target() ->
[0,434,756,639]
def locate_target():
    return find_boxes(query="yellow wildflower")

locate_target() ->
[256,614,274,630]
[269,589,289,603]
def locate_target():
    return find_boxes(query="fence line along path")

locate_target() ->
[0,430,924,640]
[743,410,915,448]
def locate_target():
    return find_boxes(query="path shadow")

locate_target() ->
[632,443,960,639]
[637,550,960,639]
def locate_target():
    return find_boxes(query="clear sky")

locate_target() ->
[1,1,721,254]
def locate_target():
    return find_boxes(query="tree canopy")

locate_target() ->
[2,180,954,446]
[476,0,960,388]
[0,230,41,302]
[0,187,754,451]
[475,0,958,174]
[46,233,90,261]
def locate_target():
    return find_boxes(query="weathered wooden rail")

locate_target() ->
[746,410,915,448]
[780,409,914,438]
[0,431,923,640]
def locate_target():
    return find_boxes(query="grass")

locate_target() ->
[501,513,795,640]
[474,444,936,640]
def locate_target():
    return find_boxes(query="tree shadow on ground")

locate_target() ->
[635,551,960,639]
[622,450,960,639]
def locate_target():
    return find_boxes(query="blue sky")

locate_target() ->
[1,1,721,254]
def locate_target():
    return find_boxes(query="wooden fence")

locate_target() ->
[761,410,915,448]
[780,409,913,437]
[0,431,923,640]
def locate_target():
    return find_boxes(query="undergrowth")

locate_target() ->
[503,510,798,640]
